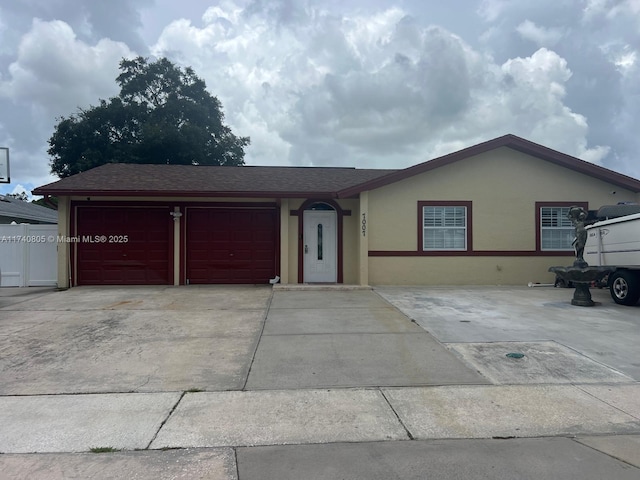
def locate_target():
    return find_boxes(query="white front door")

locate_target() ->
[303,210,337,283]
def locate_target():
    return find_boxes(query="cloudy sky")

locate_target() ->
[1,0,639,198]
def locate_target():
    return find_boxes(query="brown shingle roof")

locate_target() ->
[33,134,640,198]
[33,163,398,198]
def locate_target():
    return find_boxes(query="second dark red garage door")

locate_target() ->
[186,207,277,284]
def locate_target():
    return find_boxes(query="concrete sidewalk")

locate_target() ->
[0,285,639,479]
[2,384,639,453]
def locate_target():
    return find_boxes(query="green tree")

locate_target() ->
[5,191,29,201]
[32,196,58,210]
[48,57,249,177]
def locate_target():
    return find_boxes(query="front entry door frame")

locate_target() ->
[303,209,337,283]
[294,199,348,283]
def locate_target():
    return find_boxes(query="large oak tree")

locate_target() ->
[48,57,249,177]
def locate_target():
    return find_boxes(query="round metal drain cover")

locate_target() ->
[505,352,525,359]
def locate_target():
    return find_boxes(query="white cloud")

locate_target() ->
[0,19,134,115]
[582,0,611,21]
[583,0,640,21]
[427,48,610,165]
[516,20,564,46]
[0,9,9,56]
[615,49,637,70]
[600,42,638,75]
[151,4,607,168]
[9,184,32,201]
[477,0,511,22]
[474,0,639,178]
[0,19,134,188]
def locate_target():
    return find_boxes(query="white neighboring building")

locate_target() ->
[0,195,58,287]
[0,195,57,224]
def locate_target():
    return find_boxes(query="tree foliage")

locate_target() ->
[32,196,58,209]
[48,57,249,177]
[5,192,29,201]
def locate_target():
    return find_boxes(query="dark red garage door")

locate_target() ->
[186,208,277,284]
[76,206,173,285]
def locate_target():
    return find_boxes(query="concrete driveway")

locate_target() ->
[246,289,486,389]
[0,285,270,395]
[1,284,639,479]
[376,285,640,381]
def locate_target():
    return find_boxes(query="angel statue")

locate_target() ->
[567,206,588,265]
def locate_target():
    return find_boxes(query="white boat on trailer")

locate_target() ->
[584,211,640,305]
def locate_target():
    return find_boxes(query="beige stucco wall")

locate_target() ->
[287,199,302,283]
[279,199,290,284]
[369,256,576,286]
[358,191,369,285]
[366,147,637,285]
[56,196,71,288]
[339,199,359,284]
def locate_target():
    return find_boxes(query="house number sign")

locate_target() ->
[361,213,367,236]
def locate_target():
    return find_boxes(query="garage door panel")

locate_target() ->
[76,206,172,285]
[186,208,277,284]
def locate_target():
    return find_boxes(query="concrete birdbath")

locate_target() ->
[548,206,612,306]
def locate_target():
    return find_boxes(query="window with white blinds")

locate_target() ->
[423,205,467,250]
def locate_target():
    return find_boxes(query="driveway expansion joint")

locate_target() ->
[145,391,187,450]
[379,388,414,440]
[241,289,274,391]
[574,383,640,421]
